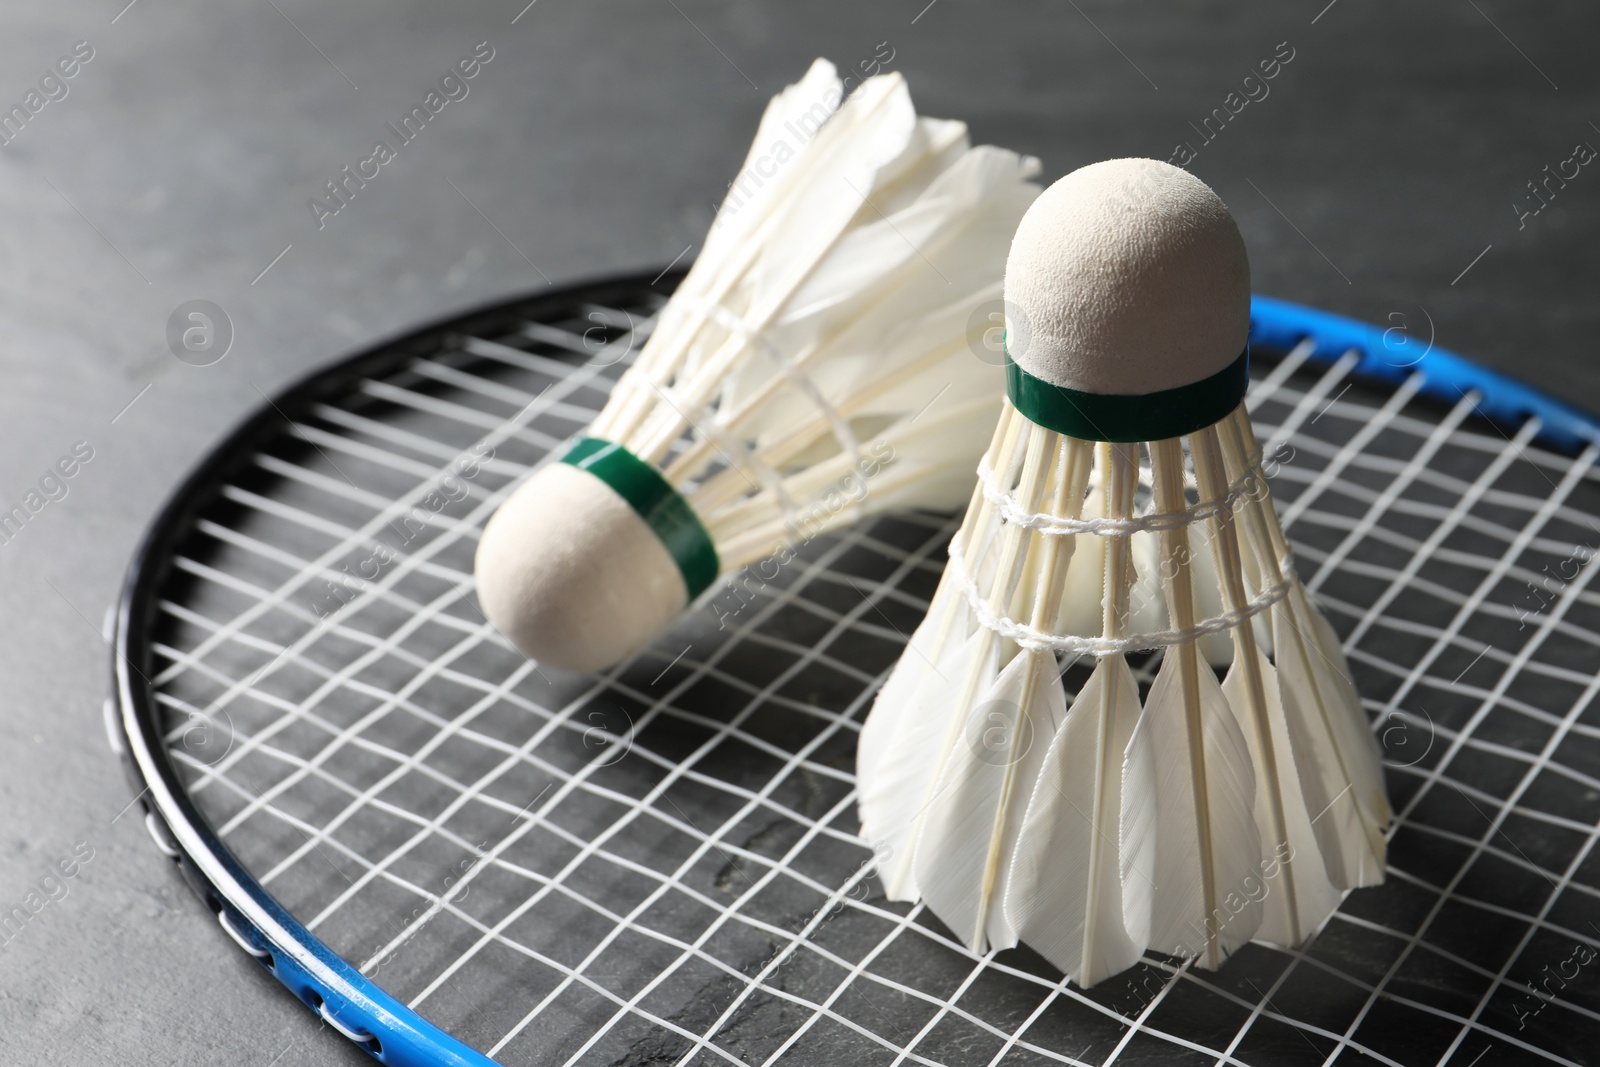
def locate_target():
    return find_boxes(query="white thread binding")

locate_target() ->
[635,366,799,515]
[975,447,1268,538]
[671,295,864,472]
[946,539,1295,656]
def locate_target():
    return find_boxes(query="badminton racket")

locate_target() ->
[111,270,1600,1066]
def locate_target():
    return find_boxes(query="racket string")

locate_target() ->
[144,290,1600,1066]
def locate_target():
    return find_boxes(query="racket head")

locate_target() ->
[112,273,1600,1067]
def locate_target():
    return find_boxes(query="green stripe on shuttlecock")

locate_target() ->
[558,437,721,600]
[1004,347,1249,443]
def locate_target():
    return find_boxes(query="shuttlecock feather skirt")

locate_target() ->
[471,59,1044,674]
[579,59,1042,577]
[856,400,1391,986]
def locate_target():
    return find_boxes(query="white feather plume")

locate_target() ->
[1121,642,1263,966]
[859,624,985,902]
[1220,647,1343,945]
[912,648,1058,952]
[1271,587,1389,889]
[857,406,1389,987]
[1005,655,1146,985]
[475,58,1043,673]
[589,57,1043,570]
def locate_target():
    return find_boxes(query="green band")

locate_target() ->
[1005,349,1249,442]
[559,437,720,600]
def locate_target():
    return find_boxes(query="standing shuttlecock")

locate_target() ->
[475,59,1041,672]
[855,158,1390,986]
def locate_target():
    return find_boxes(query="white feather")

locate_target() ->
[860,628,992,902]
[1299,586,1390,784]
[1005,655,1146,985]
[730,145,1042,485]
[698,59,846,260]
[912,648,1056,952]
[581,59,1041,575]
[856,579,968,788]
[1221,646,1343,946]
[1121,647,1263,968]
[1273,586,1389,888]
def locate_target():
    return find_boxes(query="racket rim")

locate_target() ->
[108,272,1600,1067]
[112,268,683,1067]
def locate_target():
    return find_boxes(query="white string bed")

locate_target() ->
[147,281,1600,1067]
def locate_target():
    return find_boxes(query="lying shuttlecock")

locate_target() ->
[475,58,1041,672]
[856,158,1390,986]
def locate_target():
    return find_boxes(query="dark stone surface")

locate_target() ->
[0,1,1594,1064]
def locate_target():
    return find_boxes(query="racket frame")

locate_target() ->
[107,279,1598,1066]
[112,270,675,1067]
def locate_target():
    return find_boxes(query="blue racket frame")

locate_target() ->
[1250,294,1600,455]
[110,281,1600,1067]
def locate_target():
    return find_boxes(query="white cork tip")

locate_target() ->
[474,463,689,673]
[1003,158,1250,396]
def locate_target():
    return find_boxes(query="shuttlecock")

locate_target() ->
[855,158,1390,986]
[475,58,1042,672]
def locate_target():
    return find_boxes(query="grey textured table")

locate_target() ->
[0,1,1596,1064]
